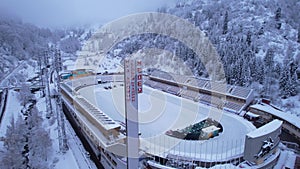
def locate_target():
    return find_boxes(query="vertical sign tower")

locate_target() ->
[124,58,142,169]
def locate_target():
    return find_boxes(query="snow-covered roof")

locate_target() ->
[250,103,300,129]
[150,70,253,100]
[75,95,120,131]
[246,112,260,118]
[247,119,282,138]
[230,86,253,99]
[202,125,220,133]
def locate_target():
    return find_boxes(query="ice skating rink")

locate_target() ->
[78,83,255,162]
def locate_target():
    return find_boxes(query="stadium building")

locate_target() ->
[60,68,282,169]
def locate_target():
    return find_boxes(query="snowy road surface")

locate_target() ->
[0,90,22,138]
[0,61,31,87]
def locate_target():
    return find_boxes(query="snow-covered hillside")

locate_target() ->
[167,0,300,111]
[101,0,299,104]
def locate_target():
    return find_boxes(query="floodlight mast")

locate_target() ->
[124,58,142,169]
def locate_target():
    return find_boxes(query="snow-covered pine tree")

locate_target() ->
[28,106,52,169]
[255,57,265,84]
[222,11,229,35]
[246,31,252,46]
[298,27,300,43]
[279,64,290,98]
[1,116,27,169]
[275,7,282,29]
[18,82,33,107]
[280,53,298,98]
[264,48,275,70]
[274,63,282,79]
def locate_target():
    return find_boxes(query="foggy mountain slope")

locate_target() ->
[0,15,90,81]
[0,16,61,80]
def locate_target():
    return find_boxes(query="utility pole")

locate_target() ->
[54,49,68,153]
[38,54,45,97]
[44,51,53,119]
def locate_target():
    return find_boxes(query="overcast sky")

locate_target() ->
[0,0,176,28]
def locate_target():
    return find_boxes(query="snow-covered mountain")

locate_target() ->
[105,0,299,102]
[0,15,91,85]
[0,16,59,79]
[2,0,298,101]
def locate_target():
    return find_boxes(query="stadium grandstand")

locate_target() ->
[147,70,254,114]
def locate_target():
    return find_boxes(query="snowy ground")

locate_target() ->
[36,93,96,169]
[281,95,300,118]
[0,90,22,139]
[62,49,123,75]
[0,90,96,169]
[274,149,297,169]
[0,58,97,169]
[0,89,96,169]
